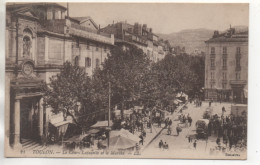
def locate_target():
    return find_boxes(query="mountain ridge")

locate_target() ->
[157,26,248,54]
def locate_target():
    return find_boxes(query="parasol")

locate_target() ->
[101,135,138,150]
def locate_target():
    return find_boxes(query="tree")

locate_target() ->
[41,61,92,126]
[92,45,151,110]
[148,53,204,107]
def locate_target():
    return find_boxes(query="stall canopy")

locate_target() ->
[91,120,113,128]
[86,129,100,134]
[173,99,183,104]
[49,115,74,139]
[101,129,139,150]
[110,128,139,142]
[50,116,73,127]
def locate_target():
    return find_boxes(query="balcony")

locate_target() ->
[230,80,247,87]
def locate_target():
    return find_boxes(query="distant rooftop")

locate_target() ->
[205,26,248,43]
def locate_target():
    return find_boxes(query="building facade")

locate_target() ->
[101,22,169,62]
[204,27,248,104]
[5,3,114,150]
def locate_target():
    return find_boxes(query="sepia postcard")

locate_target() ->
[5,2,248,159]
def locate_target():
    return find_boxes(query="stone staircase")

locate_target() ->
[21,138,47,150]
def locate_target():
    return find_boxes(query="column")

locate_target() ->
[5,77,10,148]
[38,98,44,142]
[13,98,21,149]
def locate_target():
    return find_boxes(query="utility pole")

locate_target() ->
[67,2,69,17]
[107,82,111,149]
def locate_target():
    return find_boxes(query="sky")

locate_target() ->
[60,3,248,34]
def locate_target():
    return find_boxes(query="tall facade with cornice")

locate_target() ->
[204,27,248,104]
[5,3,114,151]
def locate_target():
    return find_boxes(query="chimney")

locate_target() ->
[143,24,147,30]
[134,22,139,35]
[213,31,219,38]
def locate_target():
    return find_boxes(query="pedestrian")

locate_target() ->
[193,140,197,149]
[158,117,161,128]
[135,143,140,155]
[169,119,172,126]
[209,100,211,107]
[222,106,226,116]
[163,142,169,150]
[176,126,182,136]
[187,135,192,143]
[139,134,144,145]
[216,137,220,145]
[165,118,169,128]
[188,116,192,127]
[185,118,189,128]
[159,140,163,148]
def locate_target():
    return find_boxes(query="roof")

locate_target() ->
[205,27,248,43]
[71,16,99,29]
[7,3,67,11]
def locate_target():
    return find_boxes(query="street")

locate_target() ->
[141,101,243,159]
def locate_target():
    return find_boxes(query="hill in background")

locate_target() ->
[158,28,214,55]
[158,26,248,55]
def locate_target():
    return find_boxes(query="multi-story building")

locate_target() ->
[204,27,248,104]
[5,3,114,150]
[101,22,167,62]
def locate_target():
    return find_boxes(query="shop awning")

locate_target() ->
[86,129,100,134]
[90,120,113,128]
[49,116,73,127]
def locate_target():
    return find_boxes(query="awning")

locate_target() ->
[49,116,73,127]
[86,129,100,134]
[91,120,113,128]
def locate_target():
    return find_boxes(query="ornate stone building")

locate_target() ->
[5,3,114,150]
[204,27,248,104]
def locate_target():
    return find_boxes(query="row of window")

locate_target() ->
[75,40,107,52]
[210,47,241,54]
[74,57,101,68]
[210,55,241,69]
[210,72,241,81]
